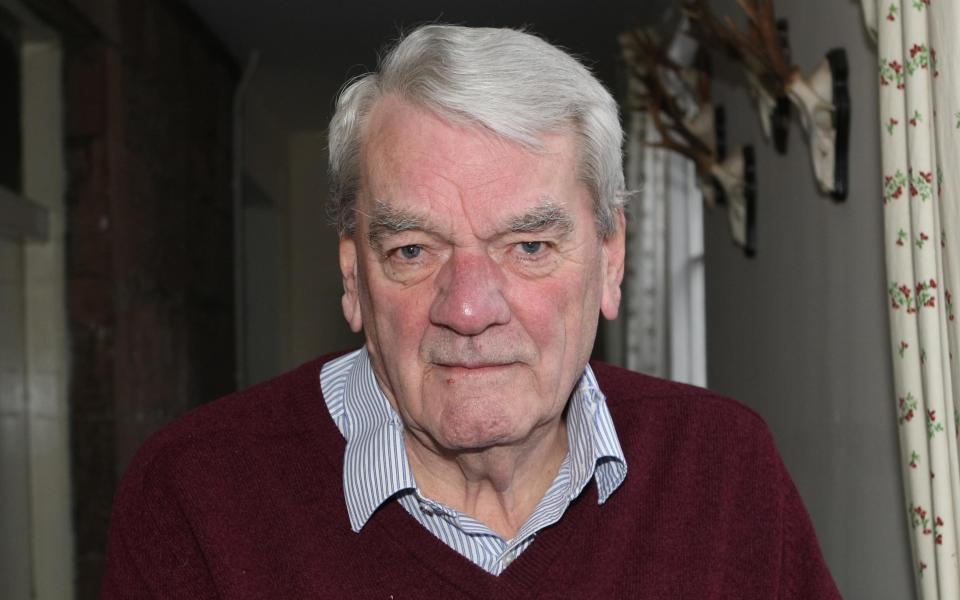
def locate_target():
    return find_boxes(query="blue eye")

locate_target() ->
[519,241,543,254]
[398,245,422,259]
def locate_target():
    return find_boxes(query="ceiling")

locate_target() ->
[182,0,673,89]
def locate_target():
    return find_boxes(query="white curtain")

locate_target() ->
[616,110,668,376]
[874,0,960,596]
[605,107,706,387]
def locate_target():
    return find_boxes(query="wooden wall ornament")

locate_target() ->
[770,19,792,154]
[714,104,727,160]
[714,145,757,256]
[707,104,727,207]
[743,19,790,155]
[686,0,850,201]
[786,48,850,201]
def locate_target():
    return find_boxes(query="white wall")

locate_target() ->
[704,1,912,597]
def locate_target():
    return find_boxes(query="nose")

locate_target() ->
[429,250,511,336]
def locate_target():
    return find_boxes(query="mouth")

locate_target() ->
[433,362,516,373]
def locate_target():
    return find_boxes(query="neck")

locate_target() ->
[403,419,568,539]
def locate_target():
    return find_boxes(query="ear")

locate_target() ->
[339,237,364,332]
[599,209,626,321]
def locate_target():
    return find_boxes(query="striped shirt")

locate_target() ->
[319,347,627,575]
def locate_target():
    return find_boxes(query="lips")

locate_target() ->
[435,361,514,370]
[423,341,533,366]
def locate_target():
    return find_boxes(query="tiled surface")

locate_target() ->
[29,415,75,600]
[28,370,62,418]
[25,277,67,374]
[0,281,25,371]
[0,186,32,600]
[0,242,26,418]
[0,369,25,416]
[0,415,32,599]
[8,29,74,600]
[24,221,64,282]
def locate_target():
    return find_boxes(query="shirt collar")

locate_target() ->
[320,347,627,532]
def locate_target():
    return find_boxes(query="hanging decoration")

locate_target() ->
[686,0,851,201]
[621,28,757,256]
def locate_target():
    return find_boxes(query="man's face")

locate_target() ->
[339,97,625,452]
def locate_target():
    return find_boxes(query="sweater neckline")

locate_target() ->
[302,355,602,597]
[365,469,599,597]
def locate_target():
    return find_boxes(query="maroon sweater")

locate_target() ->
[102,355,841,599]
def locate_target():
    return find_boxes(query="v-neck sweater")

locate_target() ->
[102,353,841,599]
[320,348,626,575]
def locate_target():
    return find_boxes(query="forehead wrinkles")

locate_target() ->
[370,133,526,192]
[363,100,548,187]
[363,153,539,242]
[359,101,582,239]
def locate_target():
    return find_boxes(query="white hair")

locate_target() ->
[328,24,626,237]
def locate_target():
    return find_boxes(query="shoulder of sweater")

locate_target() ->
[119,350,350,483]
[589,359,770,434]
[590,361,789,492]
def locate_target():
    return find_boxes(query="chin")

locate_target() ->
[435,404,523,451]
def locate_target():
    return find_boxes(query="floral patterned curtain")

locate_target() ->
[873,0,960,596]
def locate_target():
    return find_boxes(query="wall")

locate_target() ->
[287,131,361,365]
[240,66,362,384]
[22,25,74,600]
[1,2,74,597]
[238,74,289,385]
[704,0,912,597]
[62,1,237,595]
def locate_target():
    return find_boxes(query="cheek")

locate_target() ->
[361,276,434,408]
[508,277,574,348]
[511,266,603,360]
[363,275,433,354]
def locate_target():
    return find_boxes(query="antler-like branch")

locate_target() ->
[685,0,795,94]
[646,102,714,174]
[692,48,713,104]
[623,30,715,174]
[737,0,793,82]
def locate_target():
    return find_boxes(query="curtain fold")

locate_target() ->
[623,110,669,377]
[609,107,706,386]
[876,1,960,596]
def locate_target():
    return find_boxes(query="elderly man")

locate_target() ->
[103,25,839,598]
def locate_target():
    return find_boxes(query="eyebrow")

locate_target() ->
[364,197,576,251]
[506,200,575,237]
[366,200,432,251]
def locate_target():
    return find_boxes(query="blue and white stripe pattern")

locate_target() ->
[320,347,627,575]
